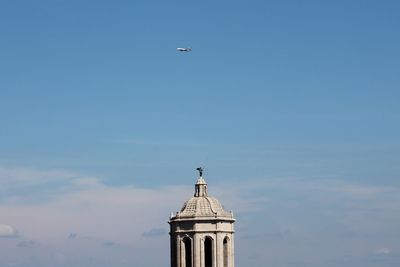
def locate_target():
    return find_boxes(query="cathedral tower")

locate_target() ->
[169,169,235,267]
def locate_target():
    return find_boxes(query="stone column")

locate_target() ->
[194,234,200,267]
[200,236,204,267]
[176,236,181,267]
[180,237,185,267]
[230,234,234,267]
[216,232,221,267]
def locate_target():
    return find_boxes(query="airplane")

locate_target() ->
[177,47,192,52]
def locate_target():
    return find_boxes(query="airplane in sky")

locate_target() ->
[177,47,192,52]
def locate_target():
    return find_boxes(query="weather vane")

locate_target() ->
[196,167,203,177]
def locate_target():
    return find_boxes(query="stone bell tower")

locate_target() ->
[169,168,235,267]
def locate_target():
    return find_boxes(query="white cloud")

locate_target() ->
[16,240,35,248]
[0,167,190,267]
[0,166,75,186]
[142,228,166,237]
[375,247,391,255]
[326,183,397,198]
[0,224,18,238]
[0,166,104,204]
[0,166,192,244]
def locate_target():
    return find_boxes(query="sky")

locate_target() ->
[0,0,400,266]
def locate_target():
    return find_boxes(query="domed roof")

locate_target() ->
[179,196,231,217]
[171,175,233,219]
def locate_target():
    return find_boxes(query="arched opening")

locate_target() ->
[183,237,192,267]
[171,236,177,267]
[223,237,229,267]
[204,236,213,267]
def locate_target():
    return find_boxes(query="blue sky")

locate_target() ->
[0,0,400,266]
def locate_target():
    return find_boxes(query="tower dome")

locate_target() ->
[176,178,233,218]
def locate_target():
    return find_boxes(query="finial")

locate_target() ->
[194,167,207,197]
[196,167,203,177]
